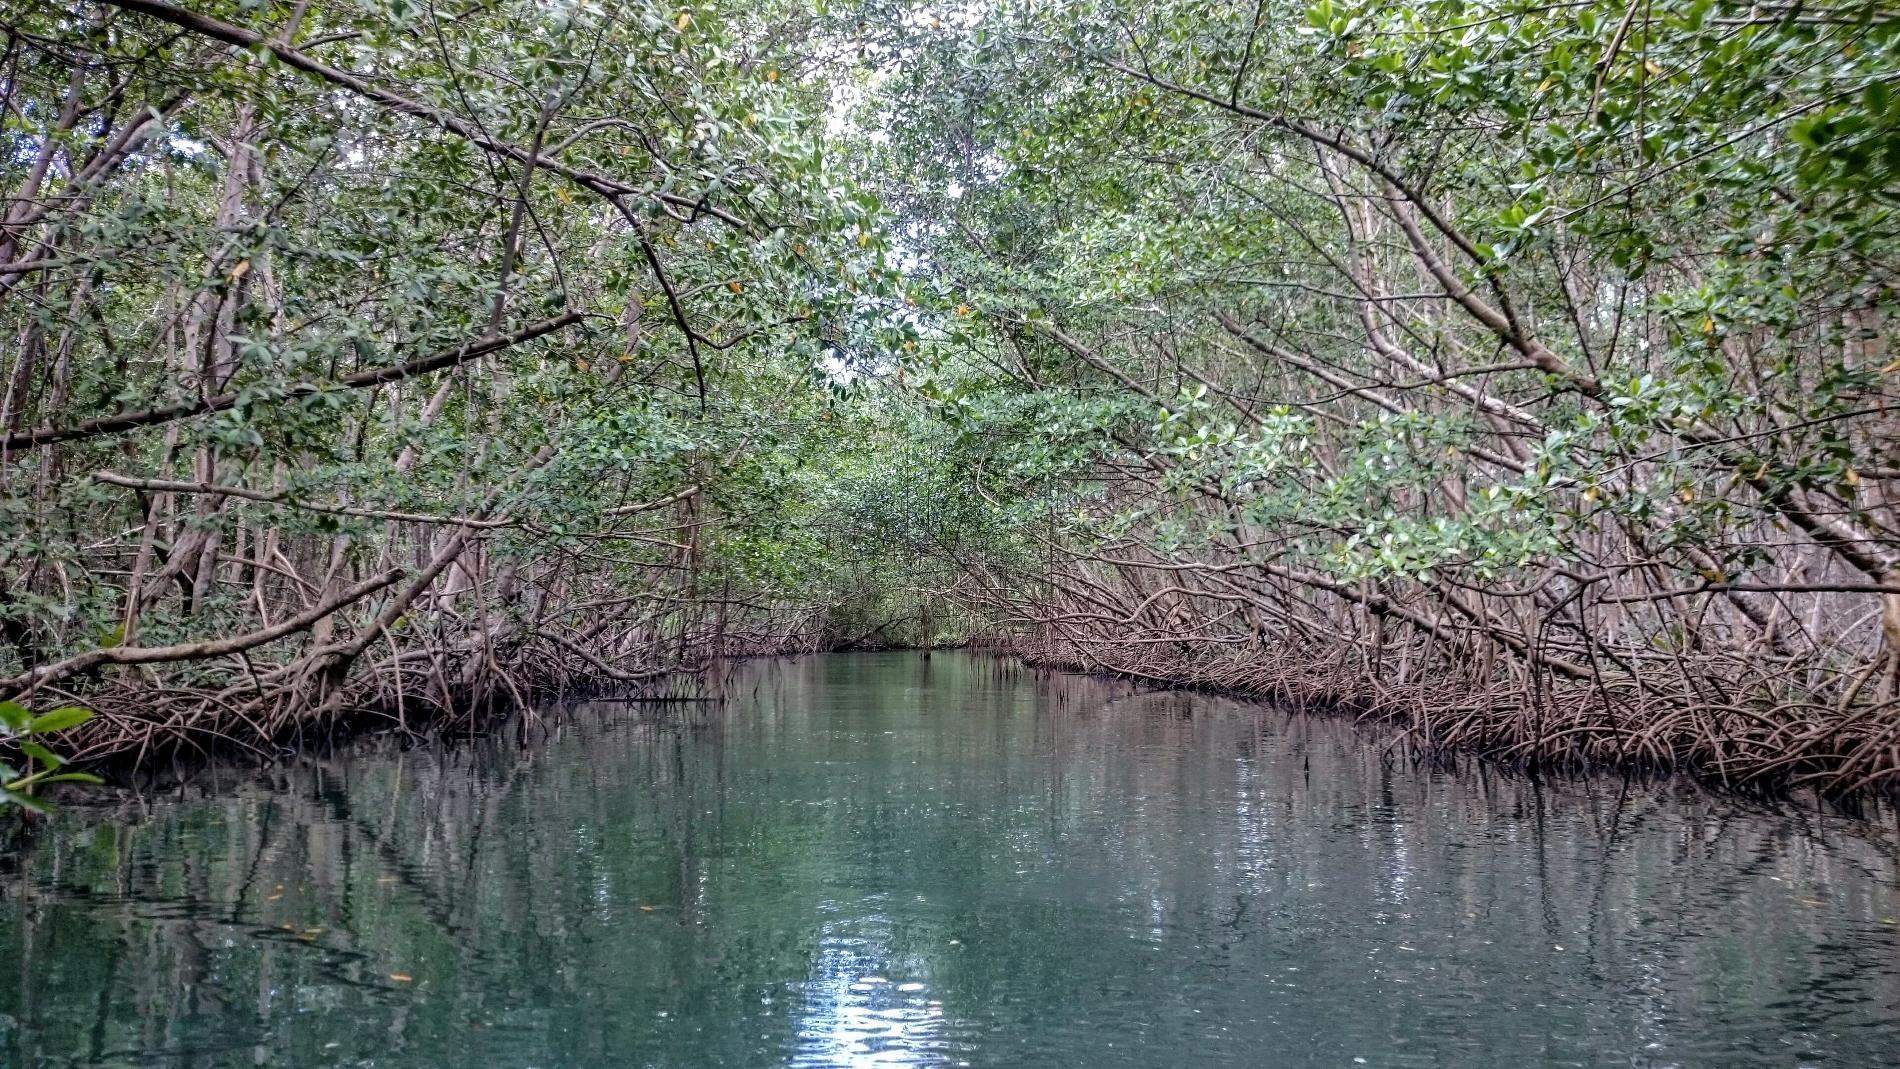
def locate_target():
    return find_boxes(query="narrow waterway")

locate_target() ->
[2,652,1897,1068]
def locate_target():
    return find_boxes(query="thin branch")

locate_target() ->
[90,471,510,527]
[2,309,581,450]
[99,0,749,229]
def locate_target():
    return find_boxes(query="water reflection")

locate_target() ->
[792,923,954,1068]
[0,652,1895,1068]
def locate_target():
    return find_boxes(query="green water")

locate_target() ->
[2,652,1898,1068]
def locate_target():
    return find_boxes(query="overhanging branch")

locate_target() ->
[3,310,582,451]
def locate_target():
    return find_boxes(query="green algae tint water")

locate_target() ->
[2,652,1897,1068]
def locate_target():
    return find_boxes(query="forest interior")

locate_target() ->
[3,0,1900,799]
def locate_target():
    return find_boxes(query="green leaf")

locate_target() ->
[37,772,104,786]
[17,741,62,769]
[1791,114,1830,149]
[0,789,50,814]
[28,707,94,734]
[0,701,28,734]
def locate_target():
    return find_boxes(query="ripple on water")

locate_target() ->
[0,652,1895,1069]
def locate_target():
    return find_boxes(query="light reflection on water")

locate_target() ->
[791,921,955,1068]
[0,651,1895,1068]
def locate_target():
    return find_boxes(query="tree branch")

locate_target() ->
[2,569,406,697]
[98,0,749,229]
[90,471,511,527]
[2,309,582,450]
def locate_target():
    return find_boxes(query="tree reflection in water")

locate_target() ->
[0,652,1896,1068]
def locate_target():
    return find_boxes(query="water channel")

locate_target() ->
[2,652,1897,1067]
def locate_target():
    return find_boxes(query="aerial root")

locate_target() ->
[984,633,1900,800]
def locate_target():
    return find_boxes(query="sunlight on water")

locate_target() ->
[791,926,955,1068]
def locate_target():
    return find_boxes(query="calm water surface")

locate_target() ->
[2,652,1898,1068]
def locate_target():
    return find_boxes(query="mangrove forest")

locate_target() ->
[1,0,1899,1064]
